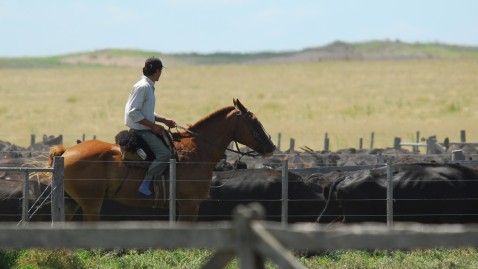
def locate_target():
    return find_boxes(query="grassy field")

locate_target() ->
[3,248,478,268]
[1,59,478,151]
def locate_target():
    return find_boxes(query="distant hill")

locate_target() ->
[1,40,478,68]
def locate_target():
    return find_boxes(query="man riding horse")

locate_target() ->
[47,58,276,222]
[124,57,176,196]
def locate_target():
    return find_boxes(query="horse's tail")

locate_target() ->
[48,145,66,167]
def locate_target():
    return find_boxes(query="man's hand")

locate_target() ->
[155,116,176,128]
[163,118,176,128]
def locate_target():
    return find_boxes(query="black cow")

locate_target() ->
[198,168,326,223]
[0,179,52,222]
[322,163,478,223]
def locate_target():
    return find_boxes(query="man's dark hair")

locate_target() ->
[143,57,163,76]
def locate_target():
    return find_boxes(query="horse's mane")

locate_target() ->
[187,106,235,131]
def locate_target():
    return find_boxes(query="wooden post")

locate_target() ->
[370,132,375,149]
[277,133,281,152]
[281,160,288,227]
[30,134,35,148]
[22,171,29,226]
[413,131,420,154]
[289,138,295,152]
[461,130,466,143]
[426,136,436,154]
[386,159,393,227]
[393,137,401,150]
[169,159,176,225]
[234,204,266,269]
[51,156,65,224]
[324,133,329,152]
[359,138,363,150]
[234,204,305,269]
[82,134,86,142]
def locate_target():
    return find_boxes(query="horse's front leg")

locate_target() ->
[78,198,104,222]
[176,200,201,222]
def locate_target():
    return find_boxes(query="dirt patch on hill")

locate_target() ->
[60,54,145,67]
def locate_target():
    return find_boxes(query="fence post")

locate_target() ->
[169,159,176,225]
[289,138,295,152]
[233,204,266,268]
[426,136,436,154]
[277,133,281,152]
[370,132,374,149]
[359,138,363,150]
[386,159,394,227]
[413,131,420,154]
[30,134,35,148]
[461,130,466,143]
[51,156,65,224]
[393,137,401,150]
[281,159,288,227]
[324,133,329,152]
[22,171,29,226]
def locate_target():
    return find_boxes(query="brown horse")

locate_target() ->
[47,99,275,221]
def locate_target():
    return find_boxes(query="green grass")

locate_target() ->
[3,248,478,268]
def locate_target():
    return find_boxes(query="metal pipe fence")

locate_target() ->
[0,156,64,225]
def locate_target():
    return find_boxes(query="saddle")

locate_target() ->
[115,129,177,164]
[115,129,177,208]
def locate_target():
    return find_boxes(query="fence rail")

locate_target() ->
[3,204,478,269]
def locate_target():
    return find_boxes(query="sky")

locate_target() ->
[1,0,477,57]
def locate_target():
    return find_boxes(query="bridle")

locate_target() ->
[173,108,273,158]
[234,109,273,156]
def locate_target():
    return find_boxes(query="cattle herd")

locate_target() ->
[2,135,478,224]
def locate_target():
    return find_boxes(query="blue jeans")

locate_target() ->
[132,129,172,180]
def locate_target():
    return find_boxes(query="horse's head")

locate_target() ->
[232,98,276,156]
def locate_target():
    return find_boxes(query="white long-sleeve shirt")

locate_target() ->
[124,75,158,130]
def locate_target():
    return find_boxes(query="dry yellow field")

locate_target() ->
[1,59,477,151]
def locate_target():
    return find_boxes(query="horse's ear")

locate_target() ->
[235,99,247,113]
[233,98,237,107]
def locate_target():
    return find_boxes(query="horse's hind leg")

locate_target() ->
[64,198,81,221]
